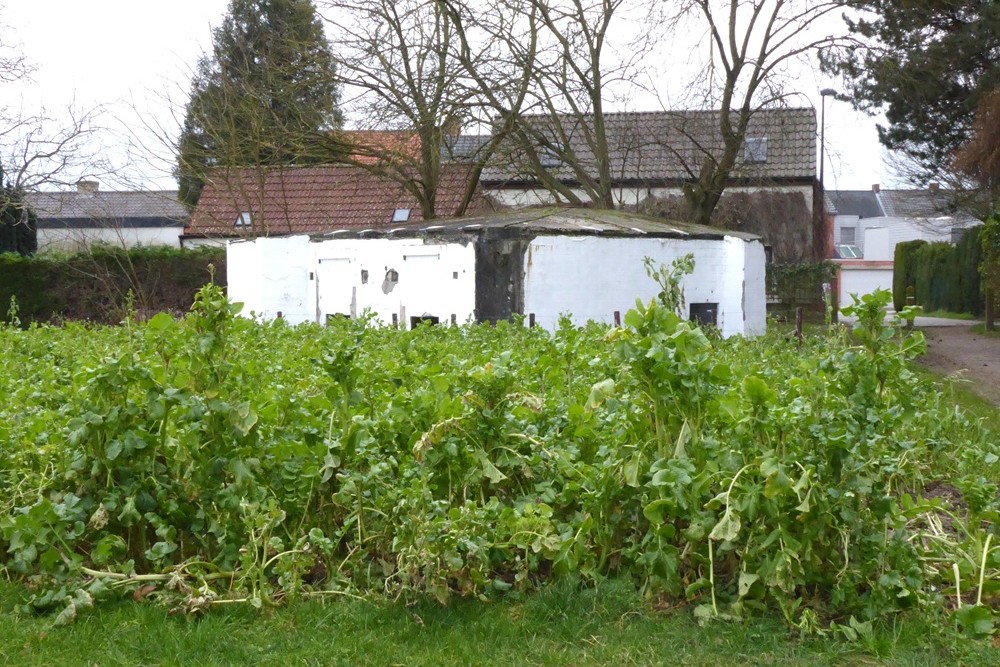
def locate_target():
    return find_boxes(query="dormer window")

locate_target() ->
[392,208,410,223]
[235,211,252,229]
[744,137,768,164]
[538,145,565,168]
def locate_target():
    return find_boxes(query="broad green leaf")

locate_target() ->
[738,572,759,598]
[643,499,673,524]
[955,605,994,638]
[623,453,641,487]
[145,312,176,332]
[585,378,615,411]
[479,455,507,484]
[105,439,123,461]
[673,420,691,460]
[709,511,741,542]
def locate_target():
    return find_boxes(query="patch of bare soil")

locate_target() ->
[916,326,1000,406]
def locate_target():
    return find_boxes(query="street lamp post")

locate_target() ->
[819,88,838,187]
[819,88,839,321]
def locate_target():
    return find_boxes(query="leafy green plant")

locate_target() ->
[0,274,997,636]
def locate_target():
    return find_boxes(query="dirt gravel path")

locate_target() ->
[916,326,1000,407]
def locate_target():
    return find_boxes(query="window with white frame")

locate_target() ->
[744,137,768,163]
[234,211,252,229]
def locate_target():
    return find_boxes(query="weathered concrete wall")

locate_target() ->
[227,231,766,337]
[728,234,768,337]
[519,235,766,337]
[227,235,313,322]
[310,237,476,327]
[475,238,528,323]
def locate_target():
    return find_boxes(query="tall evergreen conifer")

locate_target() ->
[177,0,343,208]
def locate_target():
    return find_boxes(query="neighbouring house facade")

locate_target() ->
[479,108,824,263]
[27,181,187,252]
[829,185,983,305]
[227,207,767,338]
[182,163,490,246]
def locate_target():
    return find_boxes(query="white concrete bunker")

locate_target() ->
[227,208,767,337]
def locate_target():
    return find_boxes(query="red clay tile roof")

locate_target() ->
[345,130,422,165]
[185,164,486,237]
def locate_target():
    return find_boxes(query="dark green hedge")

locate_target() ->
[0,245,226,325]
[892,240,927,312]
[892,229,984,315]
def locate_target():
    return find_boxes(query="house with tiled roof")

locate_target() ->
[27,181,187,252]
[183,163,490,245]
[830,185,982,258]
[481,108,824,262]
[829,184,984,306]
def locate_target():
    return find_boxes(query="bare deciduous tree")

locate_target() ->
[450,0,655,209]
[323,0,472,219]
[0,23,109,245]
[320,0,541,219]
[664,0,851,226]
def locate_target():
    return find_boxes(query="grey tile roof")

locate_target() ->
[829,188,984,226]
[27,189,188,227]
[828,190,884,218]
[442,134,491,161]
[482,108,816,184]
[877,189,982,225]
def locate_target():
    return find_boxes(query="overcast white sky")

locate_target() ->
[5,0,898,193]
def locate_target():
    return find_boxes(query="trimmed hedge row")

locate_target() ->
[892,228,984,315]
[0,245,226,325]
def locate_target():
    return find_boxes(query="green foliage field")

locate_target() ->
[1,285,998,639]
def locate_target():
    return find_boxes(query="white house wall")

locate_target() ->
[37,226,182,252]
[227,239,262,317]
[863,227,891,261]
[520,235,765,337]
[229,235,476,326]
[489,184,814,214]
[835,214,954,257]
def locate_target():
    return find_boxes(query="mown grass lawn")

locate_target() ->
[2,577,999,666]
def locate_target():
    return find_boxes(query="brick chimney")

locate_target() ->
[76,180,99,194]
[872,183,880,193]
[929,182,940,193]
